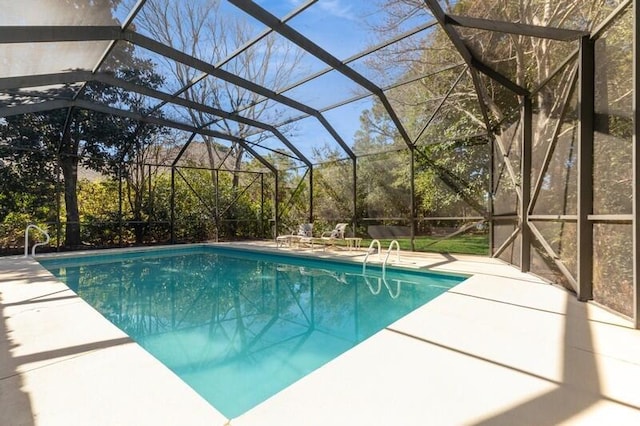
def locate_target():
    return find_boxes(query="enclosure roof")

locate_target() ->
[0,0,628,171]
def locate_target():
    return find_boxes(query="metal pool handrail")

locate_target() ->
[362,239,382,274]
[382,240,400,276]
[363,239,401,275]
[24,224,50,258]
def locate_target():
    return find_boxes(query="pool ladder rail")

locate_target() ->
[362,239,400,274]
[24,224,50,258]
[362,240,400,273]
[360,240,401,299]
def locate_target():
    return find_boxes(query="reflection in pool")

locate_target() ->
[41,247,464,418]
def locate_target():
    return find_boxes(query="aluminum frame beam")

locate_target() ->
[212,20,440,132]
[123,30,355,159]
[422,0,528,97]
[577,36,595,302]
[0,26,122,43]
[258,63,467,139]
[72,99,276,174]
[520,95,532,272]
[150,0,317,116]
[634,0,639,328]
[445,14,588,41]
[93,74,312,167]
[413,66,468,145]
[0,71,93,90]
[0,70,311,166]
[0,99,72,117]
[227,0,414,148]
[276,20,438,95]
[529,66,578,213]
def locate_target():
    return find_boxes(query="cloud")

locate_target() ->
[285,0,356,21]
[318,0,356,21]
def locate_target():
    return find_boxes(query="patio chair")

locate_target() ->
[319,223,348,249]
[276,223,313,248]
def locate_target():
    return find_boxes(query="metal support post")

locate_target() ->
[633,0,640,328]
[118,165,123,247]
[170,166,175,244]
[352,157,357,237]
[578,36,595,301]
[274,171,279,240]
[520,96,532,272]
[260,173,265,238]
[489,136,495,256]
[309,165,314,223]
[410,146,417,252]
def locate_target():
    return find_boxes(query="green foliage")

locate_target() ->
[0,39,166,248]
[313,159,353,224]
[359,235,489,255]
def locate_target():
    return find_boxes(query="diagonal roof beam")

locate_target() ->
[0,26,121,43]
[0,71,93,91]
[531,50,578,96]
[276,20,438,95]
[208,19,439,131]
[92,74,312,167]
[591,0,631,39]
[82,0,149,164]
[445,14,589,41]
[241,62,468,141]
[124,30,355,159]
[422,0,502,199]
[218,0,317,69]
[228,0,414,148]
[423,0,506,122]
[147,1,315,173]
[73,99,276,174]
[90,0,147,76]
[422,1,529,97]
[413,66,468,145]
[0,71,308,168]
[471,58,529,96]
[171,133,198,167]
[0,94,276,174]
[0,100,72,117]
[150,0,317,115]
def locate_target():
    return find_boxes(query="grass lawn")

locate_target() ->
[356,234,489,256]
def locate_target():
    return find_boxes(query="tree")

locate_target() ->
[365,0,633,298]
[132,0,304,235]
[0,117,58,249]
[0,47,164,247]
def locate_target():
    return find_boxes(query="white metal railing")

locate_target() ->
[382,240,400,275]
[363,239,401,274]
[361,239,402,298]
[362,239,382,274]
[24,224,50,258]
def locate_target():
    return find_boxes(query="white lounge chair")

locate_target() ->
[276,223,313,248]
[318,223,348,249]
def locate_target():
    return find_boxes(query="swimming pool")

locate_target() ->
[40,246,465,418]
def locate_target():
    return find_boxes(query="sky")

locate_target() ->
[1,0,435,165]
[111,0,432,163]
[226,0,431,161]
[237,0,381,158]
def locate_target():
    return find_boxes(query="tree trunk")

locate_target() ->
[60,155,81,247]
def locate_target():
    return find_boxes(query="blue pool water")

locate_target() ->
[40,246,465,418]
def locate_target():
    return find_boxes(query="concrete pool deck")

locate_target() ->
[1,242,639,425]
